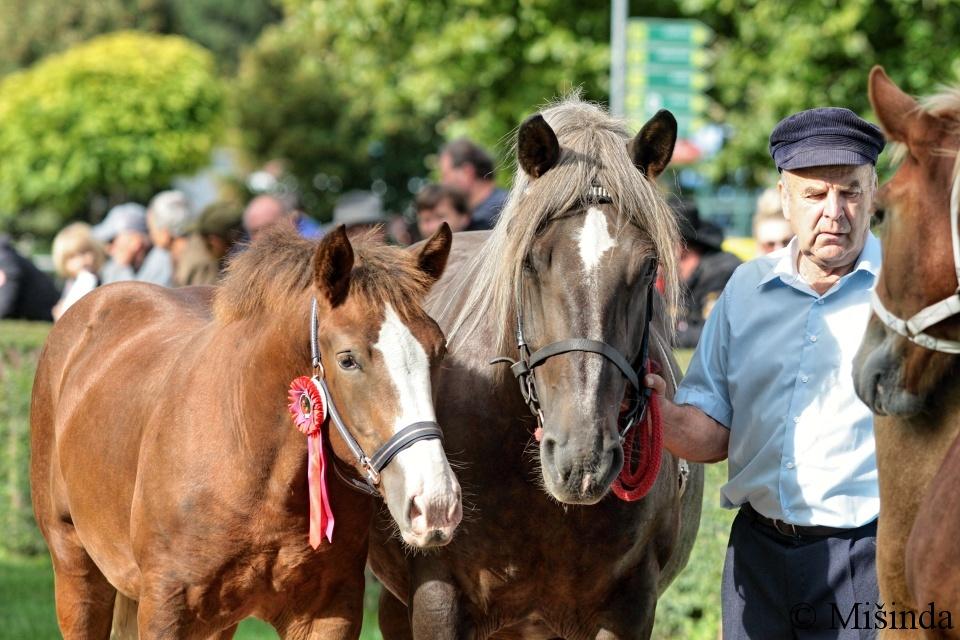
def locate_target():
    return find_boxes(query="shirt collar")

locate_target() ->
[757,231,881,288]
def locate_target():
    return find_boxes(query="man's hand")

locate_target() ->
[644,372,730,463]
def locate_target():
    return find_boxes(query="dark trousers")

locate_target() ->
[722,508,879,640]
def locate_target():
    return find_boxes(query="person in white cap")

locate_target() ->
[140,190,195,287]
[94,203,151,285]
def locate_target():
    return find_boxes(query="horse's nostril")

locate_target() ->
[408,495,424,524]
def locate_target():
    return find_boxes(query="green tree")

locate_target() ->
[679,0,960,185]
[0,0,170,77]
[0,31,225,234]
[0,0,280,78]
[235,0,613,218]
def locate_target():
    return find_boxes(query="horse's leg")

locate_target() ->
[47,524,117,639]
[409,558,474,640]
[270,574,365,640]
[204,624,238,639]
[378,587,413,640]
[110,594,138,640]
[588,552,659,640]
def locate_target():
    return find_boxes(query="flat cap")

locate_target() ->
[92,202,147,242]
[190,201,243,237]
[769,107,885,172]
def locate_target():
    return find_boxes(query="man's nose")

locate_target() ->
[823,190,844,219]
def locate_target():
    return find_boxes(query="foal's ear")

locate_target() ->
[868,66,931,145]
[313,225,354,308]
[518,114,560,178]
[628,110,677,179]
[414,222,452,286]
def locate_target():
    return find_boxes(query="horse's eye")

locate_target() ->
[873,208,886,225]
[338,354,359,371]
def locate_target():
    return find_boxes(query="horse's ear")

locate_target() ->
[313,225,354,308]
[414,222,452,286]
[868,65,937,145]
[517,114,560,178]
[628,110,677,179]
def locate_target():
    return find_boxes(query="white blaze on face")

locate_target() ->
[576,207,618,398]
[373,303,436,430]
[578,207,617,274]
[372,304,460,540]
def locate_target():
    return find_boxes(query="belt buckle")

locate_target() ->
[773,519,799,537]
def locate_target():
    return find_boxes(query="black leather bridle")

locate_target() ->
[490,192,656,442]
[309,299,444,496]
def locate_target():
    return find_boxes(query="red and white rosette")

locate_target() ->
[288,376,335,547]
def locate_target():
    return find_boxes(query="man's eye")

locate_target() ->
[338,355,359,370]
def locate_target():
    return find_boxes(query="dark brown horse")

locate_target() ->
[853,67,960,637]
[31,224,462,639]
[368,98,704,639]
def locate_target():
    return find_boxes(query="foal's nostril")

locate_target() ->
[408,495,425,525]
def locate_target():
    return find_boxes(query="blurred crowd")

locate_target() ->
[0,137,507,323]
[1,132,792,351]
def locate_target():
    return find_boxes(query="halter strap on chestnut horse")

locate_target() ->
[871,171,960,354]
[310,299,444,496]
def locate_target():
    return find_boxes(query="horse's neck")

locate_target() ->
[224,313,313,439]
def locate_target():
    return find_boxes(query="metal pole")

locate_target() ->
[610,0,627,117]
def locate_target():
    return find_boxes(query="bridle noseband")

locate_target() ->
[309,299,444,496]
[871,172,960,353]
[490,189,655,442]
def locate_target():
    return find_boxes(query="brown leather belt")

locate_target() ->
[741,503,857,538]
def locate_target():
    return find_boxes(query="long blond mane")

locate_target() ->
[436,95,680,353]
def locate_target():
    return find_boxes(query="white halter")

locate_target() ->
[870,170,960,353]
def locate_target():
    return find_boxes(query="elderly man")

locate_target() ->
[141,190,195,287]
[438,138,507,230]
[94,202,151,285]
[648,108,885,638]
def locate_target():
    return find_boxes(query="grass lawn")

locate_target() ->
[0,553,384,640]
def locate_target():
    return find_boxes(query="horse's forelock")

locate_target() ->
[438,95,680,355]
[214,224,431,325]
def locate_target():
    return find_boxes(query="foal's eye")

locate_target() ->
[337,354,359,371]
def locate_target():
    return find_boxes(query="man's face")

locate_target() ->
[243,196,287,242]
[417,197,471,238]
[439,153,473,193]
[779,164,876,270]
[755,218,794,255]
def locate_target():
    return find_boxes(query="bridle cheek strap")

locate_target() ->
[871,172,960,354]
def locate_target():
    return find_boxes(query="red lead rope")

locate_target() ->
[612,387,663,502]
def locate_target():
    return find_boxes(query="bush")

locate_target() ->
[0,31,224,235]
[0,321,50,555]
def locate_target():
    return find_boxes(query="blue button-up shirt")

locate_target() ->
[675,234,881,527]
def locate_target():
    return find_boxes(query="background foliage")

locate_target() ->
[0,31,224,235]
[0,0,279,76]
[682,0,960,185]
